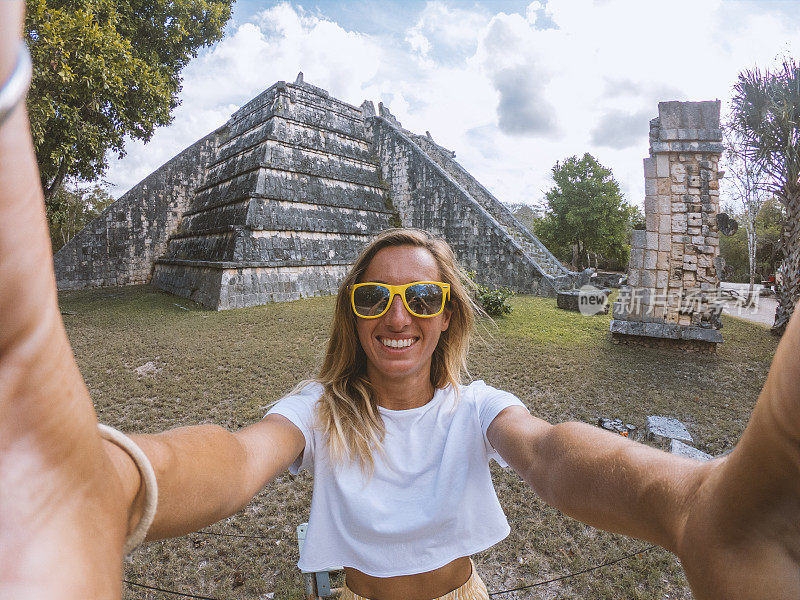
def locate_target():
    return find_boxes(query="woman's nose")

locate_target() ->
[384,294,412,327]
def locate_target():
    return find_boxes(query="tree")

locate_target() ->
[45,180,115,252]
[719,199,785,283]
[629,205,645,230]
[723,125,769,300]
[731,57,800,334]
[25,0,232,203]
[718,210,747,282]
[537,153,637,271]
[756,197,786,278]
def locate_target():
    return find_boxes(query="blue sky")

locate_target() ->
[232,1,535,36]
[105,1,800,210]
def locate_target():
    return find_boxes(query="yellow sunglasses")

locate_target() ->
[350,281,451,319]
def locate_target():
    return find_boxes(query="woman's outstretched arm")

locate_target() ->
[0,6,132,597]
[487,403,707,553]
[489,310,800,599]
[0,4,304,597]
[128,416,304,540]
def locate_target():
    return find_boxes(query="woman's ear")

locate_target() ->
[440,306,451,332]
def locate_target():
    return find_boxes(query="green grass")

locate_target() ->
[58,285,779,600]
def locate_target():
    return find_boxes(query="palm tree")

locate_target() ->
[731,58,800,334]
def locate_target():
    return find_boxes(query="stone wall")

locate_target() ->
[54,129,223,289]
[611,101,724,349]
[370,115,555,295]
[154,261,352,309]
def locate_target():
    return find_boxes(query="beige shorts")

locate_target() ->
[340,560,489,600]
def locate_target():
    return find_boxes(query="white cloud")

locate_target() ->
[405,27,431,58]
[590,109,653,150]
[105,0,800,214]
[525,1,558,30]
[105,2,384,195]
[492,65,558,136]
[404,2,489,62]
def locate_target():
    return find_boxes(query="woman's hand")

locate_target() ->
[676,307,800,598]
[0,7,306,594]
[0,6,138,598]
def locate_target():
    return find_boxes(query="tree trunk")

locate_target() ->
[571,244,579,271]
[748,225,757,305]
[43,157,68,205]
[772,189,800,334]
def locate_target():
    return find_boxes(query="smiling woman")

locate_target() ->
[266,229,522,599]
[299,230,478,478]
[4,1,800,597]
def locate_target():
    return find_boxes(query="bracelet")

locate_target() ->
[0,41,32,127]
[98,424,159,554]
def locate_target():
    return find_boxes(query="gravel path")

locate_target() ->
[719,283,777,328]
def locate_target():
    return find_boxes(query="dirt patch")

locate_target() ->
[134,360,163,377]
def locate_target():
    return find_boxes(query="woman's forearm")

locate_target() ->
[529,422,713,552]
[0,8,136,596]
[104,415,303,542]
[127,425,251,540]
[491,409,714,553]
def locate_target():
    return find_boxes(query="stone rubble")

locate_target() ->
[134,361,162,377]
[598,418,637,437]
[670,439,712,461]
[646,415,693,444]
[557,288,611,314]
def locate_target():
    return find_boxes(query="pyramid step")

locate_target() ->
[163,229,378,264]
[230,81,364,125]
[226,89,367,141]
[189,167,388,217]
[152,260,354,310]
[178,199,392,237]
[204,140,382,191]
[244,201,391,235]
[178,200,250,233]
[215,116,374,166]
[285,83,364,119]
[197,161,387,199]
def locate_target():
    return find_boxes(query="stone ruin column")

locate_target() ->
[610,101,725,351]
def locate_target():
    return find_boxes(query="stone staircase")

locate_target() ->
[408,132,570,280]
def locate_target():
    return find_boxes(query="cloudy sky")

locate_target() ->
[105,0,800,210]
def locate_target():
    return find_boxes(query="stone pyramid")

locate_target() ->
[55,74,577,309]
[151,74,393,309]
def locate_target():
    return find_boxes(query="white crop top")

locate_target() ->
[266,379,528,577]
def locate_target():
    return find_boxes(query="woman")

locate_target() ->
[2,3,800,597]
[266,229,526,599]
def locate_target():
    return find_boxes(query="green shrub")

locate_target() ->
[467,272,514,316]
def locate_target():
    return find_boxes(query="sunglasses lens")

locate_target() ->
[353,284,390,317]
[405,283,444,316]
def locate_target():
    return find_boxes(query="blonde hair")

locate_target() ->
[308,228,476,474]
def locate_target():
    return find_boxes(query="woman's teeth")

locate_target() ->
[381,337,415,348]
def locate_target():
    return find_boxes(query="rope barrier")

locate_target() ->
[123,579,224,600]
[194,529,282,541]
[126,528,657,598]
[486,545,656,596]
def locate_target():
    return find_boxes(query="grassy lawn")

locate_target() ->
[58,285,779,600]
